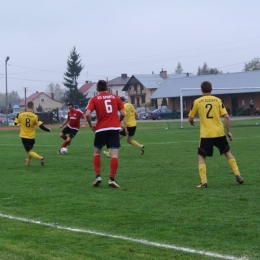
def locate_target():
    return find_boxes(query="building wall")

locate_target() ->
[33,93,62,111]
[127,83,162,107]
[83,83,97,98]
[108,85,127,98]
[172,92,260,116]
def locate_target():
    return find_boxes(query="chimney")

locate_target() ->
[121,74,127,78]
[51,92,54,99]
[160,69,167,79]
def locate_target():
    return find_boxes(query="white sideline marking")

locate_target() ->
[0,213,247,260]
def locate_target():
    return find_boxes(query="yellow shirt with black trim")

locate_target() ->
[14,111,43,139]
[188,95,227,138]
[124,102,137,127]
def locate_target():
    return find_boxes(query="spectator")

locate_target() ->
[249,100,254,116]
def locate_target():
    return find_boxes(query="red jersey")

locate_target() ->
[86,93,124,133]
[67,109,84,130]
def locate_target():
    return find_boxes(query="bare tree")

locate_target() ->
[46,83,65,101]
[244,57,260,71]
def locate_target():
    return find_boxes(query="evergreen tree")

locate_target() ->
[63,47,87,107]
[161,98,167,106]
[197,62,222,75]
[175,62,183,74]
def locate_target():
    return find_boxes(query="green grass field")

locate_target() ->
[0,119,259,260]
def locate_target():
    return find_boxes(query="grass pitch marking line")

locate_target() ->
[0,213,247,260]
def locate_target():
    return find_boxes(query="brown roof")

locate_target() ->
[78,82,95,94]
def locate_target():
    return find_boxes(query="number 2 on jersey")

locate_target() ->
[205,104,213,119]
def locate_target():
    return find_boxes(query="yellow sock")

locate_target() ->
[130,140,141,148]
[28,151,41,160]
[198,163,207,184]
[228,157,240,175]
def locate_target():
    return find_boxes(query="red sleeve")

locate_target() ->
[86,97,95,111]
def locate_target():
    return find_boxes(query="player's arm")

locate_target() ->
[188,103,196,126]
[120,112,128,134]
[37,121,51,132]
[81,112,86,128]
[119,109,126,123]
[188,116,195,126]
[60,117,69,129]
[86,109,95,132]
[14,113,20,125]
[223,113,232,141]
[39,123,51,132]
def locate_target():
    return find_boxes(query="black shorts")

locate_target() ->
[120,126,136,137]
[22,138,35,152]
[62,126,78,139]
[94,130,120,149]
[198,136,230,157]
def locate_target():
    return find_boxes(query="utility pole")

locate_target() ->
[24,87,27,111]
[5,56,10,125]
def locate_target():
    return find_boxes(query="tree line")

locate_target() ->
[175,57,260,74]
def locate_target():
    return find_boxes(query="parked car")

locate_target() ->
[147,109,189,120]
[147,108,174,120]
[136,107,151,120]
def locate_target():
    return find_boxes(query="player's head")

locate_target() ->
[201,81,212,94]
[27,101,34,109]
[120,96,126,103]
[68,103,75,111]
[97,80,107,92]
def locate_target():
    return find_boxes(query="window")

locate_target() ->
[134,85,137,92]
[131,96,135,104]
[116,91,118,96]
[41,99,45,103]
[141,95,145,103]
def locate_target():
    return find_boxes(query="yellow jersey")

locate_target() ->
[14,111,43,139]
[188,95,227,138]
[124,102,137,127]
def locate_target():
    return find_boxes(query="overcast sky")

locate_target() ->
[1,0,260,98]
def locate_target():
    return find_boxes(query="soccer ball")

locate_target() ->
[60,147,68,154]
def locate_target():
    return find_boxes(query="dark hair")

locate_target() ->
[27,101,34,108]
[97,80,108,92]
[120,96,125,102]
[67,103,74,107]
[201,81,212,93]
